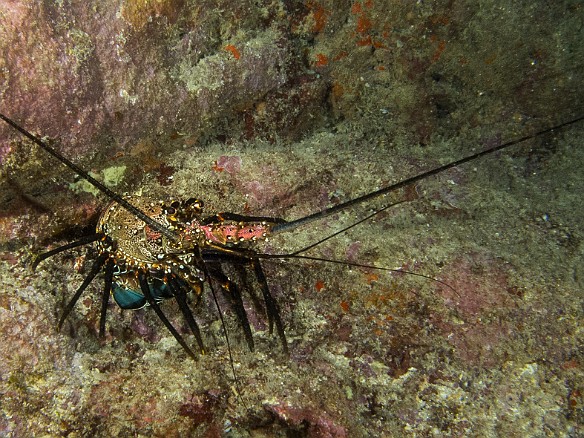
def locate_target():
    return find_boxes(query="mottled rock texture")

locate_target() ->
[1,0,583,436]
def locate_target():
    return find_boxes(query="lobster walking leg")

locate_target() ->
[99,259,114,338]
[32,234,102,271]
[251,258,288,355]
[137,271,198,360]
[202,246,289,353]
[206,263,255,352]
[58,252,109,330]
[167,274,206,354]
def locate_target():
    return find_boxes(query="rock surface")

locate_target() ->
[0,1,583,436]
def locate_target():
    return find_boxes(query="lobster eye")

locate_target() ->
[186,198,202,208]
[166,207,176,215]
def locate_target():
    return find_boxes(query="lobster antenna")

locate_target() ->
[258,251,456,292]
[272,114,584,234]
[199,256,250,411]
[0,113,178,242]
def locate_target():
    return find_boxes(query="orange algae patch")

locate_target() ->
[314,53,328,67]
[365,292,390,308]
[331,82,345,98]
[224,44,241,60]
[308,2,328,33]
[365,272,379,285]
[212,161,224,172]
[356,35,373,47]
[368,314,393,336]
[340,300,350,312]
[569,390,582,409]
[315,280,325,292]
[351,1,374,13]
[356,16,372,34]
[562,359,579,370]
[432,40,446,62]
[333,51,348,61]
[351,1,385,48]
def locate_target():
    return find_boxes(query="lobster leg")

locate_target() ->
[251,258,288,355]
[231,262,266,316]
[32,233,102,271]
[99,258,114,338]
[167,275,206,354]
[58,252,109,330]
[137,270,198,360]
[202,247,288,353]
[206,263,255,352]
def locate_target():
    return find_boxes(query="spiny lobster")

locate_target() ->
[1,112,583,361]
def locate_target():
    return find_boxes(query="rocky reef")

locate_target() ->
[0,0,582,436]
